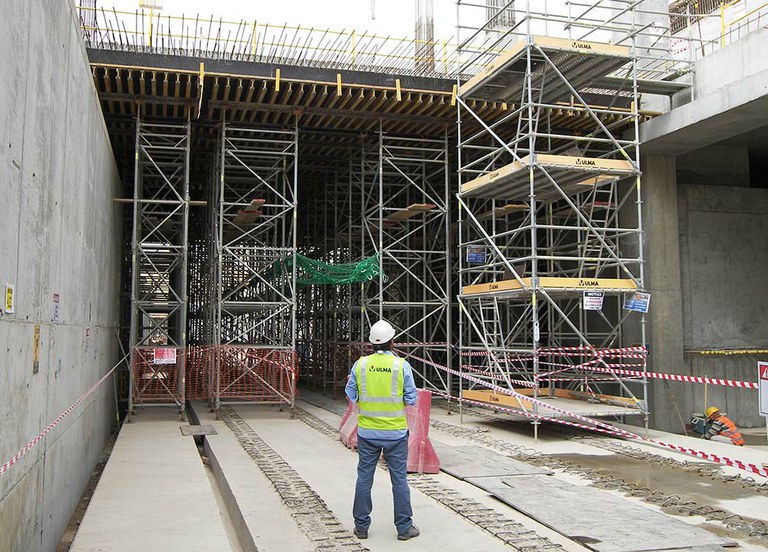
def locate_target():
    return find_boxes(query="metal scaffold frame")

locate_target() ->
[296,169,352,395]
[356,127,453,395]
[128,112,191,413]
[205,120,299,411]
[453,0,688,433]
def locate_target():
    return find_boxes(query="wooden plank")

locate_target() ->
[462,277,637,296]
[461,159,526,196]
[459,36,629,100]
[231,199,265,226]
[476,203,527,220]
[460,155,633,199]
[467,476,735,552]
[534,35,630,57]
[459,40,526,98]
[462,389,645,418]
[431,442,552,479]
[384,203,436,221]
[463,389,534,411]
[536,154,633,173]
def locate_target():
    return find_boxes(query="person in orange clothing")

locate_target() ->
[702,406,744,446]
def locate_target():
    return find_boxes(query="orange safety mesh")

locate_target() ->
[186,346,215,400]
[131,347,184,405]
[181,346,298,406]
[218,346,297,404]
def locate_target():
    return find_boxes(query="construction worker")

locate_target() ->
[702,406,744,446]
[345,320,420,541]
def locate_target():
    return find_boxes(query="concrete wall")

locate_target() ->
[0,1,121,551]
[677,146,750,188]
[641,155,690,433]
[678,183,768,427]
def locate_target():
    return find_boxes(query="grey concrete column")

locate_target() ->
[642,154,690,433]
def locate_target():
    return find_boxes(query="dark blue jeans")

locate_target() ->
[353,433,413,535]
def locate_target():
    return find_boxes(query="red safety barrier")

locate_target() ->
[182,346,298,406]
[218,346,297,404]
[186,345,215,400]
[339,401,359,449]
[339,389,440,474]
[406,390,440,473]
[131,347,184,405]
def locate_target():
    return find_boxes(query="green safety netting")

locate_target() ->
[272,253,386,287]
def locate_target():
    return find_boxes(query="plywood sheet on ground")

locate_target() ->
[432,441,552,479]
[467,476,735,552]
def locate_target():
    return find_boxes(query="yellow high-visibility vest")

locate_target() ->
[356,353,407,431]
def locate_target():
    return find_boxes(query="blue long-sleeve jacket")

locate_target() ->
[345,351,417,440]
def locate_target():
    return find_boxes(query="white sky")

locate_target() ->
[101,0,459,41]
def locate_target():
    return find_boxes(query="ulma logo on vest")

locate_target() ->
[370,366,392,373]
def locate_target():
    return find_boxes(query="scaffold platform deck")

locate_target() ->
[460,155,635,201]
[462,389,644,419]
[460,36,631,103]
[462,277,638,298]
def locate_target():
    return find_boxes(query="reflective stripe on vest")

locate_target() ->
[356,353,406,431]
[719,416,744,446]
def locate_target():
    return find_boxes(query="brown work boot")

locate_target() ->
[397,525,420,541]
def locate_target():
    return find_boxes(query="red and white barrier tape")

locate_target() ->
[404,351,768,479]
[460,364,537,387]
[461,353,755,390]
[460,347,647,360]
[539,359,650,371]
[537,345,647,357]
[572,364,759,389]
[1,362,121,476]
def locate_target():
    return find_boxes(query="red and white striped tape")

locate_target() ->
[459,347,647,359]
[460,351,755,390]
[539,359,649,371]
[460,364,537,387]
[1,363,120,476]
[572,364,759,390]
[405,351,768,479]
[537,345,647,357]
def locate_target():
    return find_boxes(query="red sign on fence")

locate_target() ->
[154,347,177,365]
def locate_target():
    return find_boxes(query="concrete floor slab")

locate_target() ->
[232,403,513,552]
[432,441,553,478]
[70,408,233,552]
[296,399,592,552]
[192,403,315,552]
[469,475,735,552]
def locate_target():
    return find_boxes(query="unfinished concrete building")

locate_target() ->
[2,0,768,551]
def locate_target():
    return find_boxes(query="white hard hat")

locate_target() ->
[369,320,396,345]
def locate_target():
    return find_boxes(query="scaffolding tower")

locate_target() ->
[454,0,683,431]
[207,121,299,411]
[296,168,351,395]
[128,115,191,413]
[356,129,453,394]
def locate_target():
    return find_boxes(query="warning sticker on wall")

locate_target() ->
[5,283,14,314]
[52,293,60,323]
[33,325,40,374]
